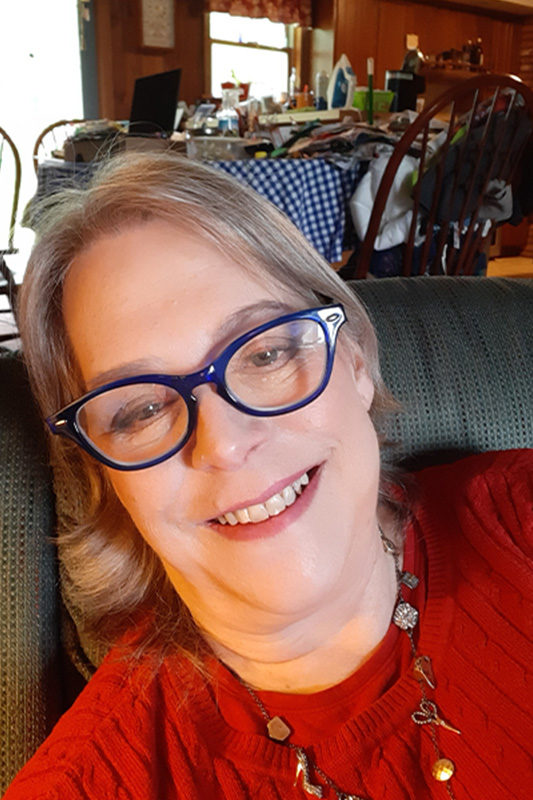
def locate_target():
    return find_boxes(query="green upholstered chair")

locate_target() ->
[1,276,532,792]
[352,276,533,468]
[0,354,58,790]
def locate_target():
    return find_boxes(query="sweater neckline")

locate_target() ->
[165,480,453,772]
[212,520,419,719]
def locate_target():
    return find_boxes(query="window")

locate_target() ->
[208,12,294,100]
[0,0,83,281]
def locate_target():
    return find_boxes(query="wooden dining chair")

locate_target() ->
[0,126,21,344]
[32,119,87,174]
[345,74,533,279]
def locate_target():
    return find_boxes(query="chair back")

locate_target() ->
[0,126,21,343]
[352,74,533,279]
[32,119,86,174]
[352,276,533,466]
[0,126,21,253]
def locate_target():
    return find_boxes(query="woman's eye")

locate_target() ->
[250,347,281,367]
[111,400,167,432]
[244,338,298,369]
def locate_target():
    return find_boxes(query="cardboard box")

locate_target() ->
[63,134,124,163]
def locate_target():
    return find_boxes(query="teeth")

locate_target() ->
[282,485,296,505]
[265,493,286,515]
[216,471,310,526]
[247,503,270,523]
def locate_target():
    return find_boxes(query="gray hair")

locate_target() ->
[19,152,396,667]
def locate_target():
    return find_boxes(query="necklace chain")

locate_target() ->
[384,534,459,800]
[233,526,460,799]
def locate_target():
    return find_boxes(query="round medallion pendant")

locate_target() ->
[432,758,455,781]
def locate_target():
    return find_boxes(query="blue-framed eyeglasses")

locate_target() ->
[47,304,346,471]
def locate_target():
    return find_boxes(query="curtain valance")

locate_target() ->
[207,1,311,27]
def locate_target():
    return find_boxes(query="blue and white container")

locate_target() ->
[327,54,356,109]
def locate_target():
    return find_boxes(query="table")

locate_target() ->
[32,158,364,263]
[211,160,362,262]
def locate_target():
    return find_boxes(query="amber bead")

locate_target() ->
[432,758,455,781]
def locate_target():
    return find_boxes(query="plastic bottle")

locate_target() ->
[289,67,298,107]
[217,89,240,136]
[473,38,484,67]
[315,70,329,110]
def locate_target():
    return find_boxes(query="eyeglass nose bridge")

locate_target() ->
[175,362,226,401]
[169,361,236,453]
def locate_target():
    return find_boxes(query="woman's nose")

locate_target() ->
[187,385,268,470]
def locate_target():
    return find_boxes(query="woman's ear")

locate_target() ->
[351,350,375,412]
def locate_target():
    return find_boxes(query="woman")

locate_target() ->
[4,153,532,800]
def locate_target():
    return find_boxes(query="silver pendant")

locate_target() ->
[393,601,419,630]
[401,570,419,589]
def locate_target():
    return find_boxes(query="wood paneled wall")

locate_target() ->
[332,0,523,89]
[94,0,205,119]
[93,0,526,119]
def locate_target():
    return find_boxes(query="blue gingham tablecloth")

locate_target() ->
[36,159,94,195]
[27,160,95,227]
[31,158,362,263]
[211,159,360,263]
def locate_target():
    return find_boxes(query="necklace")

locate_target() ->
[232,526,462,799]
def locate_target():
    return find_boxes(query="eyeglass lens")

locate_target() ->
[77,383,189,466]
[225,318,327,410]
[76,317,328,466]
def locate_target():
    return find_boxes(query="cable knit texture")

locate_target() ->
[3,450,532,800]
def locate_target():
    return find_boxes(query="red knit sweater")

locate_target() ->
[3,450,532,800]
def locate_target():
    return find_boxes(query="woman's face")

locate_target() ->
[63,220,381,655]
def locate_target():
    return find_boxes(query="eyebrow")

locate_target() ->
[211,299,296,345]
[85,299,297,391]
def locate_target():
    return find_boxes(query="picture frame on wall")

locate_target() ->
[140,0,175,51]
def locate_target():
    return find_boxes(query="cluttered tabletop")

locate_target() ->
[29,50,465,264]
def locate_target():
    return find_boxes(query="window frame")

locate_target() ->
[204,11,295,98]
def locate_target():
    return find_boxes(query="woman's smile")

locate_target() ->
[215,469,311,525]
[210,466,320,541]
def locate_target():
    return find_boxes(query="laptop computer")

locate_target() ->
[129,68,182,136]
